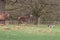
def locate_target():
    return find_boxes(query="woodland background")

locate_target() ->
[0,0,60,24]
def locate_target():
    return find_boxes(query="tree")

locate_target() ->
[30,0,57,25]
[0,0,18,12]
[0,0,6,13]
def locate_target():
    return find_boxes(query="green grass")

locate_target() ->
[0,24,60,40]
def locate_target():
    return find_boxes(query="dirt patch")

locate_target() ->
[41,28,56,35]
[3,27,11,30]
[12,26,21,30]
[0,24,5,26]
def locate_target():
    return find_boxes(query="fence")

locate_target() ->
[5,20,60,25]
[41,21,60,24]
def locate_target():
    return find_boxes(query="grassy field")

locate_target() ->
[0,24,60,40]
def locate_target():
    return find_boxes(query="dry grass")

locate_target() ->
[0,24,56,35]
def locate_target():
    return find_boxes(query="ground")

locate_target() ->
[0,24,60,40]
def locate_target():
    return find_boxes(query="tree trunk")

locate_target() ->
[34,16,41,25]
[37,16,41,25]
[33,17,38,25]
[0,0,6,13]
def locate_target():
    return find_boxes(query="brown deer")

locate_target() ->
[18,16,29,24]
[18,14,33,24]
[0,13,10,25]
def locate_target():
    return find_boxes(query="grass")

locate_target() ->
[0,24,60,40]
